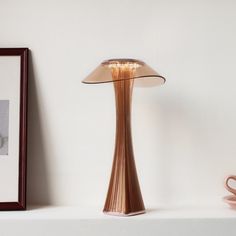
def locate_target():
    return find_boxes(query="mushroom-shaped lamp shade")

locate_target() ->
[83,59,165,216]
[82,59,165,86]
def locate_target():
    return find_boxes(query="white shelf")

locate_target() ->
[0,204,236,236]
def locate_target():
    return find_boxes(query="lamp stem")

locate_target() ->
[103,76,145,216]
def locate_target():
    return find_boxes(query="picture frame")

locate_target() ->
[0,48,28,210]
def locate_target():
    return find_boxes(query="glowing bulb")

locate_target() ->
[107,62,141,70]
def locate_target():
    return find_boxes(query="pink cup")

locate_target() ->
[225,175,236,195]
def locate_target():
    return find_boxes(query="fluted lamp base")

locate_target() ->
[103,67,145,216]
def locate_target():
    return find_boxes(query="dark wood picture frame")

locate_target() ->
[0,48,28,210]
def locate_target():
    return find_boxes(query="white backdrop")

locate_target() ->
[0,0,236,207]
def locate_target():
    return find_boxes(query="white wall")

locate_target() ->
[1,0,236,207]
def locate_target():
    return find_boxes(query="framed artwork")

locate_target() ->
[0,48,28,210]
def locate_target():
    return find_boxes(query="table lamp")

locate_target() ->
[83,59,165,216]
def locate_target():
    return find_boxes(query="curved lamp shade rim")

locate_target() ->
[82,74,166,85]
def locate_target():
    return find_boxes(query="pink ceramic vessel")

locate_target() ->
[224,175,236,209]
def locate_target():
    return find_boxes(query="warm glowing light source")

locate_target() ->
[107,62,141,70]
[102,59,142,70]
